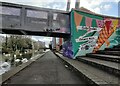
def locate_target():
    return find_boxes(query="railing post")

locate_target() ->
[20,6,26,28]
[48,11,53,30]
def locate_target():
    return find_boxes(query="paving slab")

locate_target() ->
[79,57,119,70]
[86,54,120,63]
[88,54,120,59]
[97,51,120,56]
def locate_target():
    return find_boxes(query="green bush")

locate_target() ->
[2,48,12,54]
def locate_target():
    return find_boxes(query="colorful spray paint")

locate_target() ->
[63,9,120,59]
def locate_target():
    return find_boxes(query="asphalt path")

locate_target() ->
[3,51,86,84]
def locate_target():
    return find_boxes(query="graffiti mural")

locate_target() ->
[93,18,120,53]
[70,9,120,59]
[62,40,73,59]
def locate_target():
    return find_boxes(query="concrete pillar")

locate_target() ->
[52,37,56,50]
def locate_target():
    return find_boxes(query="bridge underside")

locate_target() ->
[1,29,70,38]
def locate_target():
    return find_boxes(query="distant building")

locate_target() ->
[37,41,45,48]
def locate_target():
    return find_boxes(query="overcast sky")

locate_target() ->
[0,0,119,16]
[0,0,119,46]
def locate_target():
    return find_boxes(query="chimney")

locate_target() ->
[75,0,80,9]
[66,0,71,11]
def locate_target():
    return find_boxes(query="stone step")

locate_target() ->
[113,45,120,48]
[86,54,120,63]
[96,50,120,56]
[77,57,120,77]
[55,53,119,85]
[105,48,120,51]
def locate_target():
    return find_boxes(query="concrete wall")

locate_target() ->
[69,9,120,59]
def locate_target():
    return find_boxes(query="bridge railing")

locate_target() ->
[0,2,70,34]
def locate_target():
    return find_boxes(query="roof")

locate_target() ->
[73,7,120,19]
[79,7,96,14]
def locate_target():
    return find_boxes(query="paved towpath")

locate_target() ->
[3,51,86,84]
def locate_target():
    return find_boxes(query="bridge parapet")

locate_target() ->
[0,2,70,37]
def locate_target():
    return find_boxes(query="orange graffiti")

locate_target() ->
[74,11,83,32]
[93,20,114,53]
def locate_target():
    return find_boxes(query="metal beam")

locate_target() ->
[20,30,27,35]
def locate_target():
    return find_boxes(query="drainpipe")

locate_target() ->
[75,0,80,9]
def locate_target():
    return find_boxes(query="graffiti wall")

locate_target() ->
[70,9,120,59]
[62,40,73,59]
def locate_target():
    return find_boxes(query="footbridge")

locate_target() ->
[0,2,70,38]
